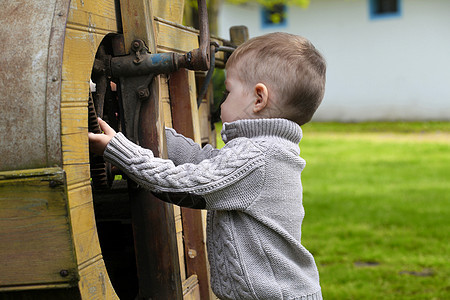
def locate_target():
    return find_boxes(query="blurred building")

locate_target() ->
[218,0,450,122]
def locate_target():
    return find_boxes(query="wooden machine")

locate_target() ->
[0,0,247,299]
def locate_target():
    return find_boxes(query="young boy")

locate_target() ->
[89,32,326,300]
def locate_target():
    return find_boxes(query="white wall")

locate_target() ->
[218,0,450,121]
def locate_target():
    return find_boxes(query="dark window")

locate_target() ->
[369,0,401,19]
[376,0,398,13]
[261,4,287,28]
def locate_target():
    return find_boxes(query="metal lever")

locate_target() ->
[192,0,210,71]
[109,0,212,142]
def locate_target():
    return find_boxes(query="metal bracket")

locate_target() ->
[107,0,242,143]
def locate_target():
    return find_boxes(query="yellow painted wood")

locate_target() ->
[199,101,209,144]
[0,168,77,289]
[161,74,174,128]
[155,19,198,53]
[153,0,185,23]
[78,258,119,300]
[61,131,89,166]
[58,1,221,298]
[68,0,117,34]
[154,18,226,67]
[67,183,94,210]
[198,83,215,145]
[63,164,91,188]
[183,275,201,299]
[188,71,202,144]
[119,0,158,54]
[69,201,102,264]
[61,1,119,298]
[175,212,186,281]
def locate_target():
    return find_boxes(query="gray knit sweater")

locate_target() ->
[104,118,322,300]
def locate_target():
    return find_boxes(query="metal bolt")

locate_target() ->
[49,180,58,188]
[60,270,69,277]
[132,41,140,49]
[137,88,149,99]
[188,249,197,259]
[52,76,58,82]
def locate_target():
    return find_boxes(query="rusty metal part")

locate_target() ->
[111,2,183,290]
[46,0,70,168]
[92,45,114,118]
[111,1,213,298]
[197,43,237,107]
[88,94,110,190]
[0,0,69,171]
[185,0,210,71]
[197,43,217,107]
[113,0,212,75]
[111,47,181,78]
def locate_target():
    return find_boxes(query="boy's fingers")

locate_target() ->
[88,132,101,142]
[98,118,115,136]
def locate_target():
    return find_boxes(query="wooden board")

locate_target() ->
[153,0,185,24]
[0,168,77,289]
[62,0,120,298]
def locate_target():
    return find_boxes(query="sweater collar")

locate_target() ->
[221,118,302,144]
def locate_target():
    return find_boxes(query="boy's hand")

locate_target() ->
[88,118,116,155]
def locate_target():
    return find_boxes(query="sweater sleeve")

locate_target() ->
[104,132,265,210]
[165,127,220,166]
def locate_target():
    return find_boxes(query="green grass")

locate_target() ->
[216,122,450,299]
[302,121,450,133]
[299,122,450,299]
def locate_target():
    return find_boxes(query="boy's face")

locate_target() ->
[220,68,255,123]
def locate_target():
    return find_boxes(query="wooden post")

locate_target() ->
[119,1,182,299]
[169,69,211,300]
[230,26,249,46]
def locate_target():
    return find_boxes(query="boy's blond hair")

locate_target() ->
[226,32,326,125]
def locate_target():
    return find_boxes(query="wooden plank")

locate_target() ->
[61,81,90,103]
[69,201,102,266]
[0,168,77,288]
[78,258,119,300]
[62,29,99,85]
[175,213,186,281]
[197,79,214,145]
[182,275,201,300]
[188,71,202,144]
[67,0,117,33]
[119,0,157,54]
[67,183,94,210]
[61,106,88,135]
[154,19,226,67]
[119,1,182,299]
[152,0,185,23]
[62,2,120,298]
[161,74,174,127]
[61,132,89,166]
[169,69,210,300]
[155,20,198,53]
[63,164,91,188]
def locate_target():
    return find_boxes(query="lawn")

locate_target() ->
[216,122,450,299]
[299,122,450,299]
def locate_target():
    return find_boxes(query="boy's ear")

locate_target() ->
[253,83,269,113]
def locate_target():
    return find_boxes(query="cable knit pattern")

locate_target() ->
[166,127,220,165]
[103,118,322,300]
[214,212,256,299]
[104,132,264,197]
